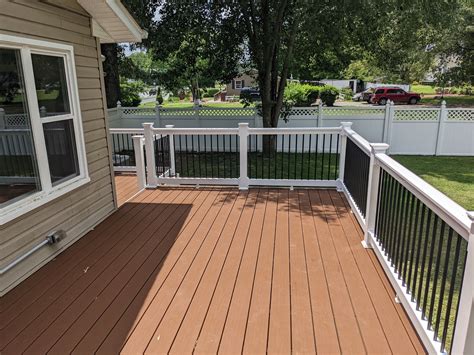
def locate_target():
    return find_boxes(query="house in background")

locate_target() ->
[0,0,146,295]
[224,70,258,97]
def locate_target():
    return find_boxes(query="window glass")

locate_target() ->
[235,80,243,89]
[31,54,70,117]
[387,89,397,94]
[0,48,41,206]
[43,119,79,185]
[375,89,384,94]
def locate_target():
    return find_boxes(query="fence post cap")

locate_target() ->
[0,107,4,112]
[117,101,121,107]
[340,122,353,128]
[238,122,249,127]
[389,100,395,106]
[142,122,154,128]
[370,143,389,154]
[165,124,174,128]
[441,100,447,107]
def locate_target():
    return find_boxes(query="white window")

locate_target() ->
[0,34,89,225]
[234,80,243,89]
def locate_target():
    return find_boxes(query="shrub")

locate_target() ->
[339,87,354,101]
[320,85,339,106]
[120,80,144,107]
[206,88,220,97]
[284,83,320,106]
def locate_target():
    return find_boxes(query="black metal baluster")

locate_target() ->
[416,209,433,310]
[387,180,401,261]
[402,191,417,283]
[422,215,440,316]
[294,134,298,179]
[334,134,340,179]
[314,134,319,179]
[287,135,291,179]
[396,189,411,275]
[441,235,464,352]
[210,135,214,178]
[411,204,427,302]
[434,228,454,341]
[307,134,312,179]
[281,134,285,179]
[178,135,183,177]
[406,199,422,294]
[374,170,385,241]
[428,221,447,327]
[327,134,332,180]
[320,134,325,180]
[261,136,264,179]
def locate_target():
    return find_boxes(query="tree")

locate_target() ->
[101,0,160,108]
[148,1,244,101]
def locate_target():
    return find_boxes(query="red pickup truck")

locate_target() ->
[370,87,421,105]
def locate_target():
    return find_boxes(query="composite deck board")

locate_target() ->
[0,186,425,354]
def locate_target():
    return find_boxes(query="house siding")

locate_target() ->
[225,73,258,96]
[0,0,117,295]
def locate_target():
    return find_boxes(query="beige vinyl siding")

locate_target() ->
[0,0,116,295]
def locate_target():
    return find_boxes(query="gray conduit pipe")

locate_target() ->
[0,233,60,275]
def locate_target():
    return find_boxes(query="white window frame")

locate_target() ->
[234,80,243,89]
[0,34,89,225]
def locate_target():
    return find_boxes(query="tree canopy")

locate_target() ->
[106,0,473,115]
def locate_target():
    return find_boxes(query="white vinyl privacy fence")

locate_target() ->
[107,101,474,156]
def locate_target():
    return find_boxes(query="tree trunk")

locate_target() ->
[101,43,120,108]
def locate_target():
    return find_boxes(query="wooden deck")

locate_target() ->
[0,186,425,354]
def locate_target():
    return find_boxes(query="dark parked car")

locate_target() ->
[239,87,261,101]
[370,87,421,105]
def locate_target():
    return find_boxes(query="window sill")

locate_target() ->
[0,175,90,226]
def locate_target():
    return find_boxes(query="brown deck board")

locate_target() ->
[0,186,426,354]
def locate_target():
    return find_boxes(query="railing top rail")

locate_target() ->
[343,126,371,154]
[109,128,144,134]
[376,153,471,240]
[247,127,341,135]
[151,127,239,135]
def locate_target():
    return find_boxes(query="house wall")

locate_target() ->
[0,0,117,295]
[225,73,257,96]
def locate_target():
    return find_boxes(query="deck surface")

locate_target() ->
[0,186,425,354]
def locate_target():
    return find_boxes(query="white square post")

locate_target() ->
[451,212,474,354]
[165,125,176,177]
[337,122,353,190]
[143,122,158,187]
[132,135,146,190]
[362,142,389,248]
[435,100,447,156]
[238,123,249,190]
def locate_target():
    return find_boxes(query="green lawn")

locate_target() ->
[412,84,437,95]
[421,95,474,107]
[139,101,246,108]
[393,155,474,210]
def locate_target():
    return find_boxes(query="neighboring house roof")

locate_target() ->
[77,0,147,43]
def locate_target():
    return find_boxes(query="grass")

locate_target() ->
[171,151,339,180]
[421,95,474,107]
[412,85,437,95]
[393,155,474,210]
[139,101,246,108]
